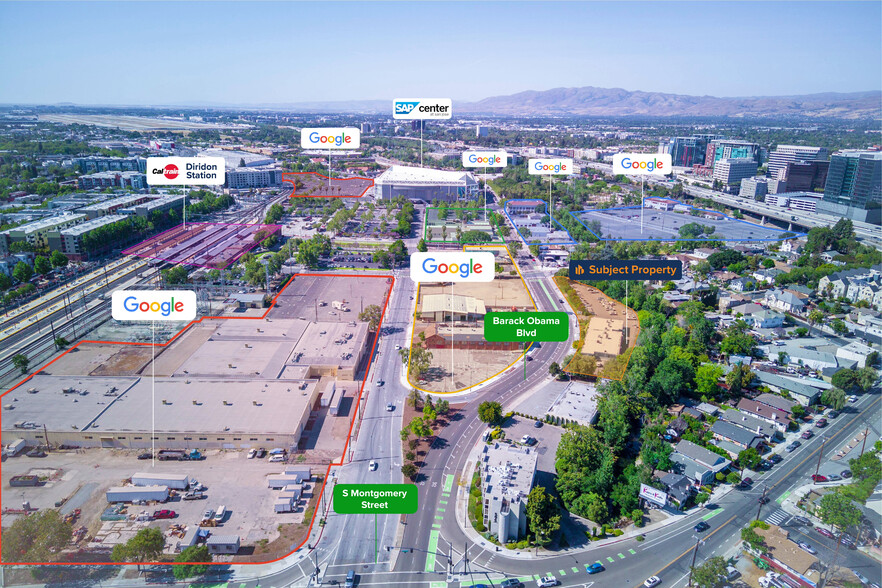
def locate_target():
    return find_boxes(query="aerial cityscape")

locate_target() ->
[0,2,880,588]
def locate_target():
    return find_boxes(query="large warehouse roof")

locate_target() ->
[422,294,486,316]
[375,165,477,187]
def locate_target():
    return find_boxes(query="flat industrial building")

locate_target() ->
[374,165,478,202]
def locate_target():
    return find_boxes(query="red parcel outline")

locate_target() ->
[0,272,393,566]
[281,172,373,198]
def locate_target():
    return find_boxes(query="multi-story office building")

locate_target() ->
[766,145,827,181]
[77,171,148,191]
[476,125,489,138]
[480,442,538,544]
[72,156,147,174]
[739,177,769,200]
[705,140,762,168]
[819,151,882,223]
[662,135,720,168]
[225,166,282,190]
[0,214,87,256]
[714,158,758,186]
[781,160,829,192]
[47,214,129,259]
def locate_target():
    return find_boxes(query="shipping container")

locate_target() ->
[106,485,169,503]
[10,475,40,487]
[131,472,191,490]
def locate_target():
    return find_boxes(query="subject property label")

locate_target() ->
[569,260,682,281]
[333,484,418,514]
[484,311,569,342]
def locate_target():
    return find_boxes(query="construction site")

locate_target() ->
[0,273,390,563]
[409,246,535,393]
[281,172,373,198]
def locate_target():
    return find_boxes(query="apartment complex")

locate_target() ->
[480,443,538,544]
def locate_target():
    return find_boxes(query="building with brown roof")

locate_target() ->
[736,398,791,433]
[752,524,821,587]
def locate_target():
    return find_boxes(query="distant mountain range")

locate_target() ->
[265,87,880,119]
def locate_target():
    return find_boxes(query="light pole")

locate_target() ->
[687,536,704,587]
[756,485,769,522]
[815,436,827,478]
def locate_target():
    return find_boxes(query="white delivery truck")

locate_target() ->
[5,439,27,457]
[332,300,349,311]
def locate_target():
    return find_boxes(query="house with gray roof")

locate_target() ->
[671,440,731,487]
[718,408,779,440]
[764,289,807,314]
[711,420,765,458]
[755,393,799,415]
[751,371,824,406]
[658,472,693,508]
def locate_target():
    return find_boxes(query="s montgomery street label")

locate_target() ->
[484,312,569,342]
[393,98,452,120]
[569,260,683,281]
[147,157,225,186]
[333,484,418,514]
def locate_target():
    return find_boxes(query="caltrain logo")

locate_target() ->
[162,164,179,180]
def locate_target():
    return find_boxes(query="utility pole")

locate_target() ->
[687,536,703,587]
[815,436,827,477]
[756,486,768,521]
[860,426,870,456]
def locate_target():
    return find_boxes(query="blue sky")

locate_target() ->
[0,1,879,105]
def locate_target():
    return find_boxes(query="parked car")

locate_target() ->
[815,528,835,539]
[852,570,870,585]
[644,577,661,588]
[152,509,176,519]
[827,410,839,418]
[214,505,226,522]
[768,454,783,464]
[743,477,753,485]
[801,430,814,439]
[183,492,205,500]
[500,580,521,588]
[256,448,267,458]
[841,470,852,479]
[828,474,842,482]
[815,418,828,428]
[812,474,828,483]
[203,509,214,520]
[847,395,858,403]
[694,522,710,532]
[137,452,153,460]
[537,576,558,588]
[247,449,257,459]
[797,542,817,554]
[793,516,813,527]
[26,449,47,458]
[586,563,605,574]
[533,421,543,428]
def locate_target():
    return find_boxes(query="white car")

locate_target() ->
[536,576,558,587]
[369,460,378,471]
[247,449,256,459]
[386,403,394,412]
[848,395,858,403]
[644,577,661,588]
[395,344,401,350]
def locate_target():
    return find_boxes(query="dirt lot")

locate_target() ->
[1,448,321,561]
[413,347,523,393]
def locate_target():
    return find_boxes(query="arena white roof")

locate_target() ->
[375,165,477,187]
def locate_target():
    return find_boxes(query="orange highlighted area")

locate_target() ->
[407,245,535,394]
[0,273,391,565]
[554,276,639,380]
[281,172,373,198]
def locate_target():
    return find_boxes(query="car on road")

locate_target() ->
[152,509,176,519]
[369,460,378,471]
[586,563,605,574]
[786,441,801,452]
[394,345,401,350]
[644,576,661,587]
[797,541,817,554]
[694,521,710,532]
[26,449,47,458]
[247,449,257,459]
[183,492,205,500]
[840,535,856,549]
[812,474,828,483]
[500,579,521,588]
[137,452,152,460]
[386,403,395,412]
[801,430,814,439]
[815,418,827,428]
[537,576,558,588]
[816,528,835,539]
[768,454,783,464]
[757,496,770,504]
[377,380,385,387]
[827,410,839,418]
[793,516,812,527]
[841,469,852,478]
[345,570,356,588]
[743,477,753,485]
[853,570,870,584]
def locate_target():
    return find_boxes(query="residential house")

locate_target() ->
[779,239,804,254]
[682,407,704,420]
[690,248,717,260]
[745,309,785,329]
[731,302,764,316]
[657,472,693,509]
[670,440,731,487]
[755,393,799,416]
[764,289,807,314]
[751,525,821,587]
[820,250,841,263]
[711,420,765,458]
[837,341,875,369]
[736,399,791,433]
[667,417,688,438]
[752,268,783,285]
[695,402,720,417]
[728,277,755,292]
[718,408,779,441]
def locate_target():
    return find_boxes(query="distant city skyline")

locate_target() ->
[0,1,879,106]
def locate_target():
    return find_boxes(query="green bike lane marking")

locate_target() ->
[702,507,725,521]
[442,474,454,492]
[539,279,559,311]
[426,530,440,572]
[777,491,790,504]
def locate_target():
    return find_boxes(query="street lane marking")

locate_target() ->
[702,508,724,520]
[628,549,636,554]
[777,491,790,504]
[606,557,614,563]
[426,530,440,572]
[539,279,558,311]
[442,474,454,492]
[572,567,579,573]
[617,553,625,559]
[559,569,566,575]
